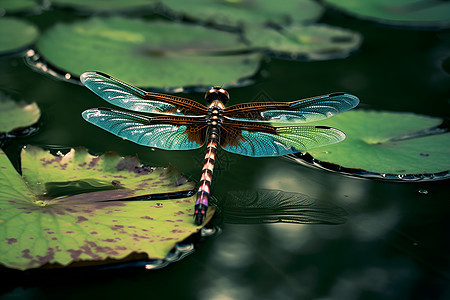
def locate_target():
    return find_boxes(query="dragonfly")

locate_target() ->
[81,72,359,225]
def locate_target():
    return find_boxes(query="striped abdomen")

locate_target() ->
[194,130,219,225]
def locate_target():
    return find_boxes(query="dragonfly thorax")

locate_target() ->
[206,105,224,127]
[205,87,229,104]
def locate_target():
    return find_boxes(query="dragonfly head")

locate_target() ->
[205,87,229,105]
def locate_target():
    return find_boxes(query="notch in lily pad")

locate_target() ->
[0,146,214,270]
[288,110,450,181]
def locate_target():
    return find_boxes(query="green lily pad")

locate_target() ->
[50,0,157,13]
[0,0,44,14]
[0,17,39,56]
[159,0,323,30]
[289,110,450,181]
[34,17,261,91]
[244,24,362,60]
[323,0,450,29]
[0,92,40,142]
[0,146,213,270]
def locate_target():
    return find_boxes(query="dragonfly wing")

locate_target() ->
[80,72,208,116]
[220,119,345,157]
[224,92,359,123]
[82,108,206,150]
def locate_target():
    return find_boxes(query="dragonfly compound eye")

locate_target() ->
[205,87,230,104]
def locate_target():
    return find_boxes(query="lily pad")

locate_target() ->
[0,92,40,143]
[0,17,39,56]
[0,0,44,15]
[323,0,450,29]
[159,0,323,30]
[34,17,261,91]
[244,24,362,60]
[50,0,157,13]
[0,146,214,270]
[289,110,450,181]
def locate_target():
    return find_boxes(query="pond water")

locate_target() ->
[1,6,449,300]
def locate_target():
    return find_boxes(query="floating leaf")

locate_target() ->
[0,0,44,15]
[289,110,450,181]
[0,92,40,143]
[0,17,39,56]
[50,0,157,13]
[34,17,261,91]
[323,0,450,29]
[159,0,323,29]
[244,24,362,60]
[223,189,347,224]
[0,146,213,270]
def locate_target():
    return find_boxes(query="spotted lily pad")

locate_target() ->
[159,0,323,30]
[244,24,362,60]
[289,110,450,181]
[0,92,40,143]
[34,17,261,91]
[50,0,157,13]
[323,0,450,29]
[0,17,39,56]
[0,146,213,270]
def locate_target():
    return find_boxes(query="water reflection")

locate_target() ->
[220,189,347,225]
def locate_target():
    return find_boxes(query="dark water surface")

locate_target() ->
[1,8,449,300]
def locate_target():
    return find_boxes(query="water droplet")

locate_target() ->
[418,189,428,195]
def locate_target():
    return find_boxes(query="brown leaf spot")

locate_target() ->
[21,249,32,259]
[76,216,89,223]
[68,249,83,259]
[6,238,18,244]
[111,224,125,231]
[100,238,117,243]
[88,157,101,168]
[140,216,154,220]
[159,237,175,241]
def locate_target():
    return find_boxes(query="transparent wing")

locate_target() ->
[224,92,359,124]
[220,119,345,157]
[82,108,207,150]
[81,72,208,116]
